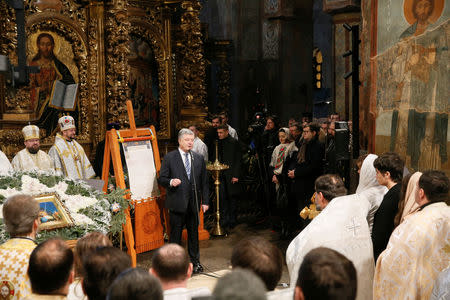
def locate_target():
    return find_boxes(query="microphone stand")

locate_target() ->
[190,151,200,225]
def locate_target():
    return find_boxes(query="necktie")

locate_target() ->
[184,152,191,178]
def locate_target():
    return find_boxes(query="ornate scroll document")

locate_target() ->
[123,140,160,200]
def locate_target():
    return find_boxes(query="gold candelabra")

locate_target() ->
[206,141,229,236]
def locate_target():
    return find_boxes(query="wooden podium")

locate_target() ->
[101,100,164,266]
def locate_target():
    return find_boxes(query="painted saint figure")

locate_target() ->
[400,0,435,39]
[29,33,76,136]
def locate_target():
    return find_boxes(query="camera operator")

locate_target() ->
[247,112,265,154]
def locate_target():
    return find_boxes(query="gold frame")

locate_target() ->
[35,193,74,231]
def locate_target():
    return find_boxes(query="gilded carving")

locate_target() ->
[105,2,130,127]
[214,41,232,113]
[5,88,32,111]
[27,0,88,27]
[87,2,106,144]
[0,130,25,159]
[0,2,16,57]
[178,0,207,107]
[1,0,195,151]
[128,16,171,139]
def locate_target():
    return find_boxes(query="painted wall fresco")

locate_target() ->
[377,0,448,53]
[374,0,449,173]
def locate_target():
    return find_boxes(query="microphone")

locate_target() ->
[189,150,194,161]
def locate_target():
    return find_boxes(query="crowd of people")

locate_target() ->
[0,193,363,300]
[0,111,449,300]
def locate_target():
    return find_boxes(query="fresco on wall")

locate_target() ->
[374,0,449,172]
[377,0,447,53]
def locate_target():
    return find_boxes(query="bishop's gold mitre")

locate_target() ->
[22,125,40,141]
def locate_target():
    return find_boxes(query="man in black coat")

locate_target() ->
[285,122,324,232]
[204,115,221,161]
[158,128,209,274]
[210,124,241,230]
[372,152,404,262]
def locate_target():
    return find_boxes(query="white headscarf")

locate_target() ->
[400,171,422,223]
[356,154,388,233]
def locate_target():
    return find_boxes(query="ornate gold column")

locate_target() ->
[105,0,130,127]
[211,40,232,113]
[0,1,16,116]
[88,0,107,144]
[176,0,208,129]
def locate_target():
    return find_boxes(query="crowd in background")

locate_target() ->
[0,110,449,300]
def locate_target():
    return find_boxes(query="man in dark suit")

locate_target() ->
[158,128,209,274]
[372,152,404,262]
[211,124,241,230]
[204,115,221,161]
[285,122,324,233]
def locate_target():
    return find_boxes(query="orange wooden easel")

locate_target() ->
[101,100,164,266]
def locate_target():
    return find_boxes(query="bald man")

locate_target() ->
[150,244,211,299]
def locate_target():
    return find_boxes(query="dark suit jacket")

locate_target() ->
[284,138,324,209]
[158,150,209,213]
[210,136,242,196]
[372,183,401,262]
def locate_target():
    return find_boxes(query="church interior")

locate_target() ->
[0,0,449,297]
[0,0,448,175]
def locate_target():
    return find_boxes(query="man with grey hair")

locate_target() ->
[0,194,40,299]
[188,125,208,162]
[213,268,267,300]
[158,128,209,274]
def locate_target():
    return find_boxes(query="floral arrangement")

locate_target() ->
[0,172,129,243]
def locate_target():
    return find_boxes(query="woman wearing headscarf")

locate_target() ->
[394,171,422,226]
[355,154,388,234]
[269,127,298,238]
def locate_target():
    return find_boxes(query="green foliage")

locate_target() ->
[65,181,92,197]
[28,173,64,188]
[99,188,130,234]
[0,174,22,190]
[0,172,130,244]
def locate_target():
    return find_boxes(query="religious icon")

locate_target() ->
[35,193,73,230]
[28,32,78,136]
[0,281,14,300]
[400,0,445,39]
[128,34,160,129]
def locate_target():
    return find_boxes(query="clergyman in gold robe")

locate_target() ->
[0,195,40,300]
[48,116,95,180]
[373,170,450,299]
[11,125,54,173]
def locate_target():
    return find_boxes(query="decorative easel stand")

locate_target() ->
[102,100,164,266]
